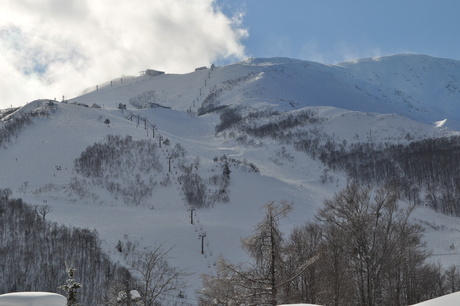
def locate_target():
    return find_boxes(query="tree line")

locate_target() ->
[200,183,460,306]
[0,106,51,149]
[0,189,122,304]
[319,136,460,216]
[0,189,188,305]
[216,106,460,217]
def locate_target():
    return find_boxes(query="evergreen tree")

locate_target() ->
[59,267,82,306]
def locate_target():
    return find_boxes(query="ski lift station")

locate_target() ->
[144,69,165,77]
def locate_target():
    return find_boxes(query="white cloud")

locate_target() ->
[334,40,382,63]
[299,40,328,64]
[299,39,383,65]
[0,0,248,107]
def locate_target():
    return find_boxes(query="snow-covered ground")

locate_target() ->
[2,54,460,304]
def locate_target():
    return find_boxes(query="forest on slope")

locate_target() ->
[214,105,460,217]
[0,189,190,305]
[0,189,122,304]
[200,184,460,305]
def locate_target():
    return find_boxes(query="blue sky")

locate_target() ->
[1,0,459,108]
[218,0,460,64]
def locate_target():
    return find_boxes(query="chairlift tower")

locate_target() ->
[199,232,207,255]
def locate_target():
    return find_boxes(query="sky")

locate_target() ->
[1,0,459,108]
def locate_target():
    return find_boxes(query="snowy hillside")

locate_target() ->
[337,54,460,127]
[2,54,460,304]
[71,54,460,128]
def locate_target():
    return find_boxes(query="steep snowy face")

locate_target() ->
[207,57,402,114]
[335,54,460,127]
[212,55,460,128]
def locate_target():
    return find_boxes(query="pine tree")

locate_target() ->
[59,267,82,306]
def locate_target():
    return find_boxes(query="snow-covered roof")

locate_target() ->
[0,292,66,306]
[410,291,460,306]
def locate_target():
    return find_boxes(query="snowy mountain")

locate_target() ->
[72,54,460,125]
[2,54,460,304]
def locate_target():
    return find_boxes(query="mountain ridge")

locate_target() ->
[67,53,460,129]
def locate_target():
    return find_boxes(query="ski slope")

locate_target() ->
[2,54,460,304]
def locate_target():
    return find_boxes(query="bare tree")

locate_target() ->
[316,182,432,305]
[35,204,53,220]
[444,265,460,294]
[0,188,12,201]
[282,223,323,304]
[200,257,256,305]
[129,244,188,306]
[201,201,316,305]
[241,201,292,305]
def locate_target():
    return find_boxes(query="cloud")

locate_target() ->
[299,40,328,64]
[334,40,382,63]
[299,39,383,65]
[0,0,248,107]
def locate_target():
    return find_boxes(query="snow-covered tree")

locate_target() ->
[59,267,81,306]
